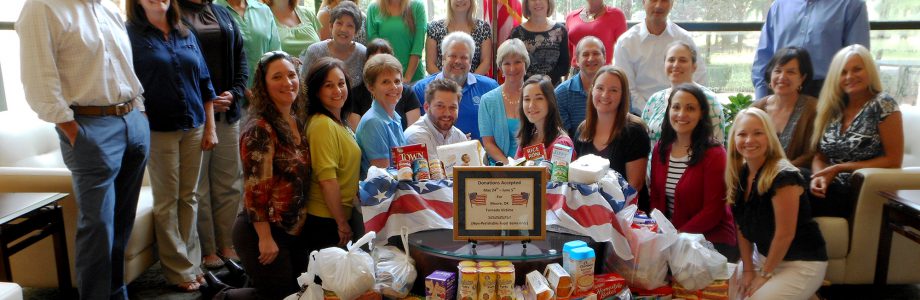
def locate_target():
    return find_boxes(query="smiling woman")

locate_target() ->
[355,53,408,178]
[303,57,362,261]
[300,1,367,87]
[641,41,725,149]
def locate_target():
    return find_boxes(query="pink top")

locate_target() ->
[565,6,628,66]
[515,135,576,161]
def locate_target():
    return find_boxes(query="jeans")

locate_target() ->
[56,109,150,300]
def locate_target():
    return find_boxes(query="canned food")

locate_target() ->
[478,267,497,300]
[458,267,478,300]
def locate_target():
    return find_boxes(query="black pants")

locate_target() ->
[304,215,344,257]
[216,214,310,300]
[810,180,855,218]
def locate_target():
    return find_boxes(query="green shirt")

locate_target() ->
[366,0,427,82]
[215,0,281,88]
[306,114,361,219]
[276,6,321,58]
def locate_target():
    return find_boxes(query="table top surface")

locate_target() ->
[0,192,67,224]
[879,190,920,212]
[408,229,594,261]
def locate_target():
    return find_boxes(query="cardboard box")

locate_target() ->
[426,271,457,300]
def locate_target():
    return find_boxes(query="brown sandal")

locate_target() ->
[176,281,200,292]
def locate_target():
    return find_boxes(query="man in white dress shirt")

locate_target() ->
[17,0,150,298]
[404,78,469,159]
[612,0,707,115]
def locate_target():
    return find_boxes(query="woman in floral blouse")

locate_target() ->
[424,0,493,75]
[641,41,725,149]
[509,0,569,85]
[233,51,310,299]
[810,45,903,218]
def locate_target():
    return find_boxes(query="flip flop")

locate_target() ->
[202,255,224,269]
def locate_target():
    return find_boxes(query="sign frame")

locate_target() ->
[452,166,547,241]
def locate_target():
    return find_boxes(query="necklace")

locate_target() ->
[502,88,520,107]
[581,6,603,21]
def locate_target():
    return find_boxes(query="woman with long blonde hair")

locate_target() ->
[727,108,827,300]
[424,0,493,75]
[809,44,903,218]
[366,0,427,82]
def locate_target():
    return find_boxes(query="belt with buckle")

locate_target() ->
[71,101,135,116]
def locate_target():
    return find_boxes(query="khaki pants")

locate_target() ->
[149,127,204,284]
[197,120,243,255]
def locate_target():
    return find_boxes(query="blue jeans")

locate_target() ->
[56,109,150,300]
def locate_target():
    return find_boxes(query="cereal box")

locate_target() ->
[425,271,457,300]
[392,144,429,167]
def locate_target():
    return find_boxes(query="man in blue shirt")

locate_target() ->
[413,31,499,140]
[752,0,870,99]
[556,36,606,136]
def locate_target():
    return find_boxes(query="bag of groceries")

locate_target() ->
[668,233,728,291]
[605,205,678,290]
[372,227,417,298]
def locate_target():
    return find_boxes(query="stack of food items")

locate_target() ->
[425,261,515,300]
[509,144,574,182]
[391,144,440,181]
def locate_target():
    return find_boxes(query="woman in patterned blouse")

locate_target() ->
[424,0,493,75]
[810,44,903,218]
[233,51,311,299]
[641,41,725,150]
[509,0,569,85]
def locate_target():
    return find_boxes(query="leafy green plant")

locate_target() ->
[723,93,754,138]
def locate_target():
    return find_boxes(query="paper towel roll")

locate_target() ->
[568,154,610,184]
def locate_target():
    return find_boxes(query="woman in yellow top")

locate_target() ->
[304,57,362,250]
[265,0,321,57]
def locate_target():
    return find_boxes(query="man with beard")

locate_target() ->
[404,78,469,159]
[413,31,499,140]
[556,36,606,135]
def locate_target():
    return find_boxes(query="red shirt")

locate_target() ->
[650,143,736,245]
[565,6,628,66]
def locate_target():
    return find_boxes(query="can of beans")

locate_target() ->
[397,161,413,181]
[412,157,430,181]
[429,159,445,180]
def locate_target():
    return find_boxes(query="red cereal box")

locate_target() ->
[392,144,429,167]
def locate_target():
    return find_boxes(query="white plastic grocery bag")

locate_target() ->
[372,227,417,298]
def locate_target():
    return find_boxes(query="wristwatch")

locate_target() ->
[758,270,774,280]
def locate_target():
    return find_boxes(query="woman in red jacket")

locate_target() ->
[649,83,738,261]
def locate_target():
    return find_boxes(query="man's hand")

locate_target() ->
[56,120,80,146]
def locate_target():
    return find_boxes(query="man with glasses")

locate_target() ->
[412,31,499,140]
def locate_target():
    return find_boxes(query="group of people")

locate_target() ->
[15,0,904,299]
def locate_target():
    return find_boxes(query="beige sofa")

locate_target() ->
[815,104,920,284]
[0,111,157,288]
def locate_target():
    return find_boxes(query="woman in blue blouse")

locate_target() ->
[126,0,217,292]
[810,45,904,218]
[479,38,529,165]
[355,53,408,178]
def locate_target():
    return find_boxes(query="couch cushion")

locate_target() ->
[125,186,155,260]
[815,216,848,259]
[901,105,920,167]
[0,112,64,168]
